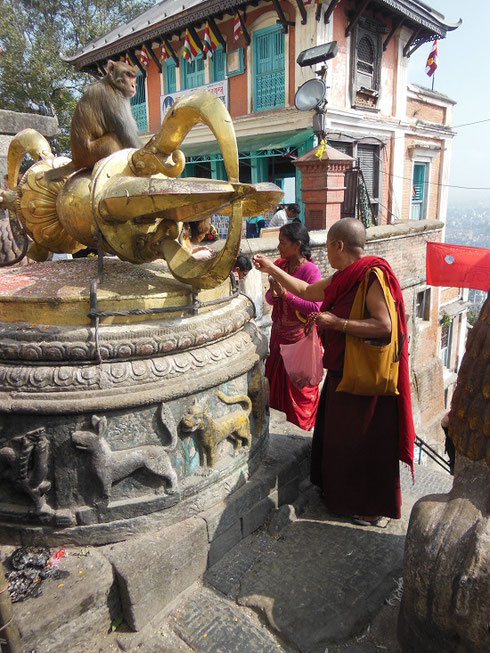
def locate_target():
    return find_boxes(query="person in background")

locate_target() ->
[441,411,455,475]
[181,218,215,260]
[269,203,301,228]
[253,218,415,526]
[263,222,322,430]
[246,215,266,238]
[232,254,253,282]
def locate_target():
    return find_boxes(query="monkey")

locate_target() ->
[45,60,142,181]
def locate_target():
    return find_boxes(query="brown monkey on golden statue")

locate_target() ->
[46,60,142,181]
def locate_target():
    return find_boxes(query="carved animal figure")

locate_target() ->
[0,428,52,516]
[72,407,178,502]
[46,60,141,181]
[180,391,252,468]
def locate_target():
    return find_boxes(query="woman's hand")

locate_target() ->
[269,277,284,298]
[191,245,214,260]
[253,254,274,274]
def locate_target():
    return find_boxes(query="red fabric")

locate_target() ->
[321,255,416,472]
[426,242,490,291]
[265,258,322,431]
[266,334,319,431]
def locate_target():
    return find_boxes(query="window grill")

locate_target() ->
[253,26,285,112]
[182,54,205,90]
[130,73,148,133]
[357,36,375,88]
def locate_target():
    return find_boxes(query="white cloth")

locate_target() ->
[268,209,288,228]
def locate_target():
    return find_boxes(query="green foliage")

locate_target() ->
[0,0,154,153]
[467,308,480,327]
[440,312,452,327]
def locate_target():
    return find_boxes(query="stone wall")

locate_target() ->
[0,109,58,181]
[240,219,446,447]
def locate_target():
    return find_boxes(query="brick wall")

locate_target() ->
[407,98,446,125]
[241,219,446,446]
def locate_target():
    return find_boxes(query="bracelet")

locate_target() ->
[342,319,349,333]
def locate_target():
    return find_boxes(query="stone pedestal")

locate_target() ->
[398,297,490,653]
[293,145,354,231]
[0,258,270,545]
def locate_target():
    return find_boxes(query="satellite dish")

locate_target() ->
[294,78,326,112]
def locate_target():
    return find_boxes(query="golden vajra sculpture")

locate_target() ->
[0,91,282,288]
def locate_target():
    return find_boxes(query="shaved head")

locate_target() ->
[327,218,366,253]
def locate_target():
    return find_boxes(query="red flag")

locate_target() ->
[426,242,490,291]
[425,40,438,77]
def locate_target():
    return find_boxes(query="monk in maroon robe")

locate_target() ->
[254,218,415,524]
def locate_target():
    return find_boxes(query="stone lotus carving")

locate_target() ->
[72,404,178,504]
[180,390,252,468]
[0,91,282,288]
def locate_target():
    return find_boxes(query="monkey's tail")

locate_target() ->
[216,391,252,417]
[43,162,77,183]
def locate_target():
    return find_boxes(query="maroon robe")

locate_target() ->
[310,256,415,519]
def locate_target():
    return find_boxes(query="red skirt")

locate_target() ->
[265,332,319,431]
[311,373,401,518]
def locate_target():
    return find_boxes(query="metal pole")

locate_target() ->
[0,561,21,653]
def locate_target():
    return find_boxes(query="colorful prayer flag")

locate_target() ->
[426,242,490,291]
[183,29,200,61]
[160,41,171,61]
[125,52,135,66]
[203,22,219,57]
[138,44,151,67]
[425,39,438,77]
[233,13,243,42]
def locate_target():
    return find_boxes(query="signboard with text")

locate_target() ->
[160,79,229,123]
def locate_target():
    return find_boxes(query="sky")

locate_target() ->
[407,0,490,206]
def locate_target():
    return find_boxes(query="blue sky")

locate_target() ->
[407,1,490,205]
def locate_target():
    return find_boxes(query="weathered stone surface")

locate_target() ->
[171,586,288,652]
[238,520,405,653]
[205,530,276,598]
[241,491,278,538]
[101,517,208,631]
[399,459,490,653]
[207,519,242,567]
[268,503,296,535]
[11,548,118,653]
[399,297,490,653]
[0,109,58,136]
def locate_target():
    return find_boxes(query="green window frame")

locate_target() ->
[130,72,148,133]
[253,24,285,112]
[411,162,428,220]
[211,46,226,82]
[165,59,176,94]
[181,53,205,90]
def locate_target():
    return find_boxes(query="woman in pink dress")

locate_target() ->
[265,222,322,430]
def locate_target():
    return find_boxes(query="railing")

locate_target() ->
[415,436,451,474]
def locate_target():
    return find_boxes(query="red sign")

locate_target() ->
[426,242,490,291]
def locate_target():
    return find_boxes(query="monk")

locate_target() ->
[253,218,415,525]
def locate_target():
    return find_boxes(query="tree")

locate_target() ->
[0,0,154,153]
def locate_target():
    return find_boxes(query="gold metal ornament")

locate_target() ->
[1,91,283,288]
